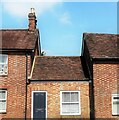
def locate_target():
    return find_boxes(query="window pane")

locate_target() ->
[0,64,8,75]
[70,103,79,113]
[0,101,6,111]
[62,103,79,114]
[62,92,70,102]
[113,101,119,114]
[71,92,79,102]
[0,64,4,72]
[0,56,7,64]
[62,103,70,113]
[0,91,6,99]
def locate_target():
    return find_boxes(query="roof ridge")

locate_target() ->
[83,32,118,35]
[0,29,28,31]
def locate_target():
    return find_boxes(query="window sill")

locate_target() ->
[61,113,81,116]
[0,112,7,114]
[112,114,119,116]
[0,74,8,77]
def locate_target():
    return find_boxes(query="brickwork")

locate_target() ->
[28,12,37,31]
[93,63,119,119]
[27,55,32,76]
[27,82,90,119]
[0,53,27,118]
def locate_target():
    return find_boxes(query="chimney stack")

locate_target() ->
[28,8,37,31]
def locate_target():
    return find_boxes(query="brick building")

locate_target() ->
[27,56,90,119]
[82,33,119,119]
[0,9,118,119]
[0,9,40,119]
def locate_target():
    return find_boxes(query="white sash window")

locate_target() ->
[112,94,119,115]
[0,90,7,112]
[60,91,81,115]
[0,55,8,75]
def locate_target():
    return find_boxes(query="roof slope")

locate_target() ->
[30,56,88,81]
[83,33,119,58]
[0,29,39,50]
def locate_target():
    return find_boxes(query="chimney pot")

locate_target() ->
[31,8,35,14]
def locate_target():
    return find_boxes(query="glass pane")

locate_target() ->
[70,103,79,113]
[62,103,79,114]
[0,64,4,72]
[0,64,8,75]
[0,101,6,110]
[0,91,6,99]
[71,92,79,102]
[62,103,70,113]
[113,101,119,114]
[62,92,70,102]
[0,56,7,63]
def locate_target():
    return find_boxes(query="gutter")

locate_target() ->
[93,57,119,63]
[81,41,94,119]
[0,49,33,51]
[81,55,94,119]
[92,58,119,65]
[0,49,34,54]
[25,54,28,120]
[29,79,90,83]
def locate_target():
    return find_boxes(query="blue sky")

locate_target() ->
[1,1,117,56]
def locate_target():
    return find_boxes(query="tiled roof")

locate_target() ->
[0,29,39,50]
[30,56,88,80]
[83,33,119,58]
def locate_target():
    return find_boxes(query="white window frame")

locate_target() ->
[60,91,81,115]
[112,94,119,115]
[0,89,7,113]
[0,54,8,75]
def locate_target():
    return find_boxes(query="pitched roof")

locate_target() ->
[30,56,88,81]
[83,33,119,58]
[0,29,39,50]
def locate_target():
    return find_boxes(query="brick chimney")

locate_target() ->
[28,8,37,31]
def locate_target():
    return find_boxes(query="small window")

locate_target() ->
[112,94,119,115]
[60,91,81,115]
[0,55,8,75]
[0,90,7,113]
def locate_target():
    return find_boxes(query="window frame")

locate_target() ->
[0,89,7,113]
[0,54,8,75]
[60,91,81,115]
[112,94,119,115]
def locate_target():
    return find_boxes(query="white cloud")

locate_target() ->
[1,0,117,19]
[59,12,72,25]
[2,0,62,18]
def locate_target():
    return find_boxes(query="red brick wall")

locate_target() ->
[0,53,27,118]
[27,55,32,76]
[27,82,90,119]
[93,63,119,119]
